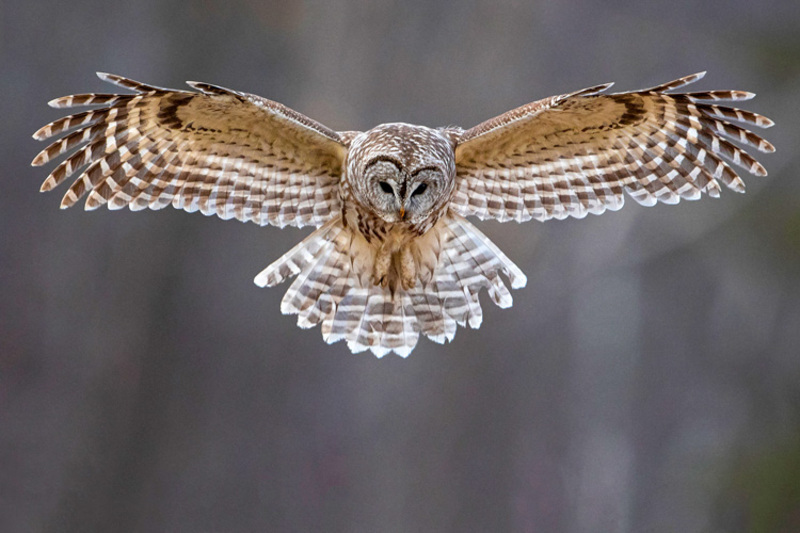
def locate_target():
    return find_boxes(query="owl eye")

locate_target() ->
[411,183,427,197]
[378,181,394,194]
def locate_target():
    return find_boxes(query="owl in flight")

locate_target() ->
[32,72,774,357]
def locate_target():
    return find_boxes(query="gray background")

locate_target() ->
[3,1,800,531]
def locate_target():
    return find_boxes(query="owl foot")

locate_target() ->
[373,246,392,288]
[398,246,416,291]
[372,244,417,291]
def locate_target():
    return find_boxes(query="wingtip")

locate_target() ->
[32,124,52,141]
[681,71,707,86]
[185,80,237,96]
[597,81,614,90]
[254,268,283,288]
[586,82,614,96]
[185,80,213,94]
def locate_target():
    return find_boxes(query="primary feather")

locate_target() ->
[451,72,774,223]
[33,72,346,228]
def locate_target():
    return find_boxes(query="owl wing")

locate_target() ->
[32,73,349,228]
[450,72,775,223]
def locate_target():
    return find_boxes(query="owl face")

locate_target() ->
[347,123,456,226]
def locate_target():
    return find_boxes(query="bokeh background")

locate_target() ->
[2,1,800,531]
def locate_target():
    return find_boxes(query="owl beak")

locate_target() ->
[399,207,406,220]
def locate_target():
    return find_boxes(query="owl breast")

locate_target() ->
[342,201,434,245]
[339,123,459,291]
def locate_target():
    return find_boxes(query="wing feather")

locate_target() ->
[33,73,349,228]
[252,214,523,357]
[452,74,774,222]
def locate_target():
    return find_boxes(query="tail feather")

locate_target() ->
[327,287,367,345]
[282,242,342,318]
[254,214,526,357]
[338,293,419,357]
[371,294,419,357]
[440,239,483,328]
[340,289,372,352]
[254,219,338,288]
[410,290,455,344]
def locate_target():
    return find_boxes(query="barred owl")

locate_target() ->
[32,72,774,357]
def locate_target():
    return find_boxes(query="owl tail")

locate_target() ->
[254,214,527,357]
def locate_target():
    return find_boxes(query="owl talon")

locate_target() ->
[399,245,416,290]
[373,245,392,288]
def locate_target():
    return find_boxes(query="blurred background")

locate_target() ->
[2,1,799,531]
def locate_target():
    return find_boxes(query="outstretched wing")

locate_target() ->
[451,72,775,223]
[32,73,349,228]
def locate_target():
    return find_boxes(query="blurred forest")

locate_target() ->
[2,1,800,531]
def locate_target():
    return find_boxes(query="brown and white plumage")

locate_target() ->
[32,72,774,357]
[254,214,524,356]
[33,73,346,227]
[452,72,774,223]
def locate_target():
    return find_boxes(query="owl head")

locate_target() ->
[347,123,456,226]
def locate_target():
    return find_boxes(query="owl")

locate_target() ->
[32,72,774,357]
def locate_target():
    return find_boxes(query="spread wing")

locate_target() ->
[32,73,349,228]
[451,72,775,223]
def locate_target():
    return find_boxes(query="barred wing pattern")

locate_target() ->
[451,72,775,223]
[32,73,347,228]
[31,72,774,358]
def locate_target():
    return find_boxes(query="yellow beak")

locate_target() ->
[399,207,405,220]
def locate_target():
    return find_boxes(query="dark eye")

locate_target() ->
[411,183,427,197]
[379,181,393,194]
